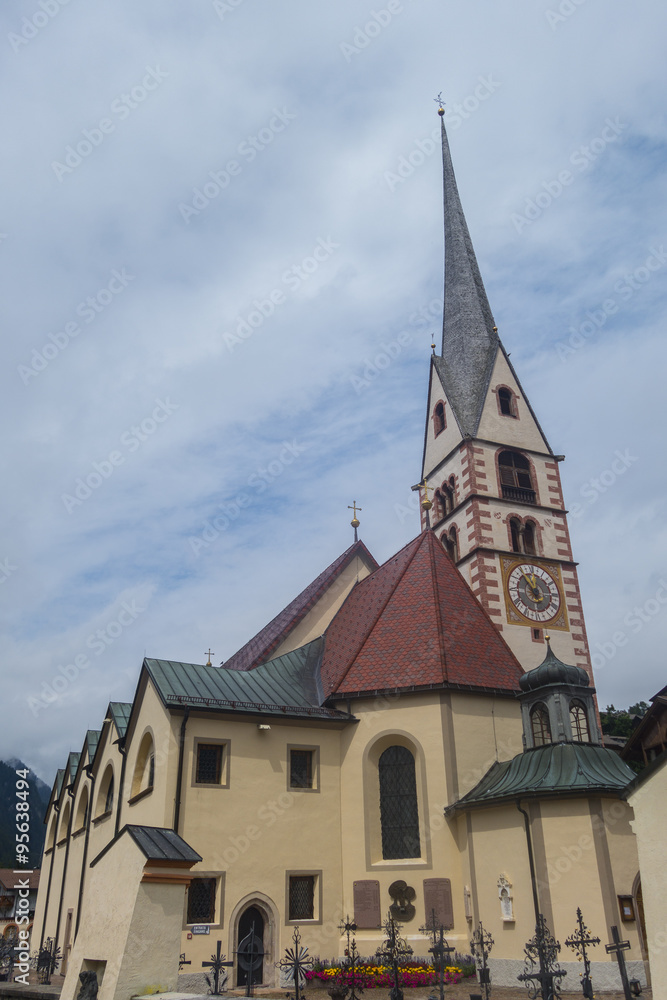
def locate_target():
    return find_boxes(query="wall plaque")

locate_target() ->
[423,878,453,930]
[353,880,381,929]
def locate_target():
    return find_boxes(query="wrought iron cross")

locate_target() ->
[564,909,600,1000]
[605,926,632,1000]
[433,94,445,111]
[202,940,233,995]
[277,926,313,1000]
[420,909,456,1000]
[376,913,413,1000]
[517,914,566,1000]
[179,953,192,971]
[470,921,494,1000]
[339,916,364,1000]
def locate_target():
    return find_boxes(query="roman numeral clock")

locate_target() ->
[501,557,569,630]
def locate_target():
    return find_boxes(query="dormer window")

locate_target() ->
[530,704,552,746]
[433,402,446,436]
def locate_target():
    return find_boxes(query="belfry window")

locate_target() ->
[530,704,552,747]
[510,517,521,553]
[524,521,536,555]
[378,745,420,860]
[570,701,590,742]
[499,451,536,503]
[434,402,446,436]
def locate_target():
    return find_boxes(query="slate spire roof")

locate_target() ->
[436,110,499,437]
[321,529,524,697]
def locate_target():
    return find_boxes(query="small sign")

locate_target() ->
[354,880,381,928]
[191,925,210,935]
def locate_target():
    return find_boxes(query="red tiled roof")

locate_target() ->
[321,530,524,697]
[0,870,40,890]
[224,540,379,672]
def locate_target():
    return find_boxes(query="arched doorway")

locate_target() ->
[237,906,265,987]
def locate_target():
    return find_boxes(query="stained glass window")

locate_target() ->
[379,745,420,859]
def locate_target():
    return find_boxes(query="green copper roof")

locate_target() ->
[145,638,349,721]
[447,742,635,814]
[519,642,590,693]
[108,702,132,737]
[54,768,65,797]
[66,752,80,783]
[84,729,100,762]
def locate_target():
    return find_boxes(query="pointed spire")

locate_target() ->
[435,106,499,436]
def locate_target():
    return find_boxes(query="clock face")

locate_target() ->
[506,562,561,623]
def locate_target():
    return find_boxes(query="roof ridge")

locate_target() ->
[328,533,428,694]
[223,539,378,672]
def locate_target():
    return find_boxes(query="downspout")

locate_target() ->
[114,737,127,837]
[173,708,190,834]
[53,786,75,957]
[516,799,540,923]
[38,803,59,950]
[74,768,96,939]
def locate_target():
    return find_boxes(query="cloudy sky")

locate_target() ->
[1,0,666,784]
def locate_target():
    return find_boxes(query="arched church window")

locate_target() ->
[96,765,114,818]
[530,704,552,747]
[378,745,420,860]
[524,521,536,555]
[499,451,535,503]
[433,402,446,436]
[498,387,515,416]
[570,701,590,742]
[131,731,156,799]
[75,786,89,832]
[510,517,521,553]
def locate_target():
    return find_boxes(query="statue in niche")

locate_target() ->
[497,874,514,922]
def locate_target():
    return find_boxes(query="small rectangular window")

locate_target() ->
[187,877,216,924]
[289,875,315,920]
[196,743,223,784]
[290,749,313,789]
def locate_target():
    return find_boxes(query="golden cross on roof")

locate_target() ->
[419,478,432,502]
[348,501,362,519]
[433,92,445,111]
[205,648,214,666]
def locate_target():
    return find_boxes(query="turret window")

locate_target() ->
[570,701,590,742]
[433,402,446,436]
[530,704,552,747]
[499,451,536,504]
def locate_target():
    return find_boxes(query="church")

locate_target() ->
[32,109,649,1000]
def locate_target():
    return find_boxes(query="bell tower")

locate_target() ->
[419,106,592,678]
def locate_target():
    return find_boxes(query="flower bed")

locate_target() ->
[305,964,467,989]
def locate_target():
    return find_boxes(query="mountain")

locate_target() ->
[0,759,51,869]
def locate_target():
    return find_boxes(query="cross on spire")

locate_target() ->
[348,501,362,541]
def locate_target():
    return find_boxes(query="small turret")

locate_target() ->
[519,637,600,748]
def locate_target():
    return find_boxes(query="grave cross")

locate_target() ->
[605,926,632,1000]
[517,914,566,1000]
[277,926,313,1000]
[339,916,364,1000]
[179,954,192,971]
[470,921,494,1000]
[420,909,456,1000]
[564,908,600,1000]
[376,912,413,1000]
[202,940,233,996]
[237,923,265,998]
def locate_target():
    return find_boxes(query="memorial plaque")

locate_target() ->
[353,880,381,928]
[423,878,453,930]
